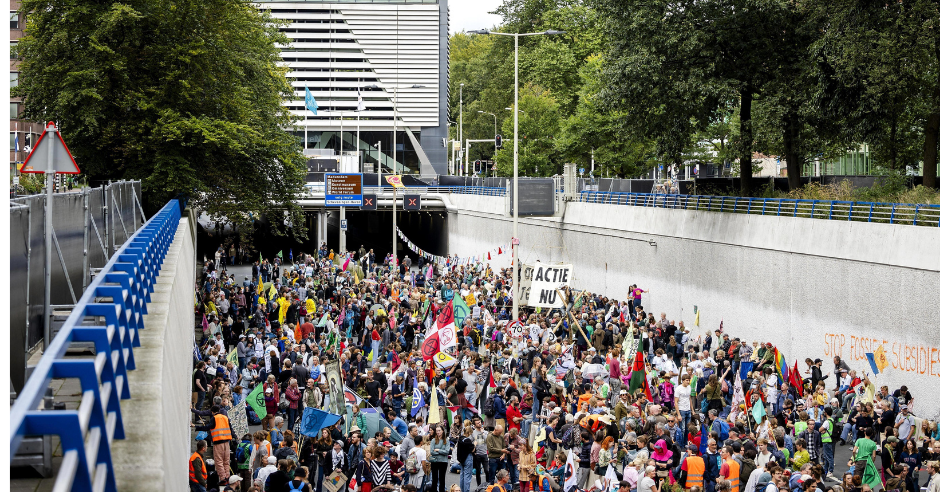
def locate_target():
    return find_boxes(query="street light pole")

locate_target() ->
[468,28,564,322]
[460,83,464,176]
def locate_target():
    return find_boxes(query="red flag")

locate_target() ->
[436,300,454,327]
[488,252,491,260]
[489,368,497,388]
[498,247,502,254]
[628,351,653,400]
[789,360,804,397]
[422,326,442,361]
[202,314,209,333]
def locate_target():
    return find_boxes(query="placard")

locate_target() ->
[528,264,573,308]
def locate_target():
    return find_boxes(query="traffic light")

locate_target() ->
[495,134,503,149]
[474,160,482,173]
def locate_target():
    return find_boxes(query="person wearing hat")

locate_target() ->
[224,473,244,492]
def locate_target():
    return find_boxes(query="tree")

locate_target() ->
[13,0,307,233]
[809,0,939,186]
[494,84,563,177]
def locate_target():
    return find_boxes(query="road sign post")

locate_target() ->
[21,122,81,350]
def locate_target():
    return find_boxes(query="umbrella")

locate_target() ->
[581,363,609,381]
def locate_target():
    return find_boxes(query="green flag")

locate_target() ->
[751,398,767,423]
[259,252,263,263]
[247,383,268,420]
[227,349,237,367]
[277,250,283,259]
[421,298,431,319]
[453,295,470,327]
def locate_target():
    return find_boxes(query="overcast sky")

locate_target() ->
[449,0,504,35]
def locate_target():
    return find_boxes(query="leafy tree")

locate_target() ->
[13,0,307,233]
[495,84,563,176]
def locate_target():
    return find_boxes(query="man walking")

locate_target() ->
[195,405,233,482]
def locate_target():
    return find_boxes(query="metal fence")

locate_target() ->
[9,199,181,492]
[576,191,940,227]
[10,181,144,393]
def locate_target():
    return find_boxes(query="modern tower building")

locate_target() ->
[259,0,449,177]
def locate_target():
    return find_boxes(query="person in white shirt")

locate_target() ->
[895,405,915,441]
[675,375,693,434]
[755,439,775,468]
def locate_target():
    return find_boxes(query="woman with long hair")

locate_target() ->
[429,425,451,492]
[598,436,617,479]
[356,447,375,492]
[314,428,333,492]
[518,439,538,492]
[370,445,391,489]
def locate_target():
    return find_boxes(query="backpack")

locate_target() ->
[406,449,420,474]
[561,426,579,449]
[483,394,497,417]
[712,419,730,441]
[235,442,252,467]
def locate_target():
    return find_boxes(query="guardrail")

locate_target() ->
[576,191,940,227]
[10,199,181,492]
[301,186,508,197]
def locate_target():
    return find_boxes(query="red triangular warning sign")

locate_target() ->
[21,122,80,174]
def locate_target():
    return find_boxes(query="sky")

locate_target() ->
[449,0,505,36]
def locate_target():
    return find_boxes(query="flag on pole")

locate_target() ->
[247,383,268,420]
[488,367,497,389]
[193,335,202,361]
[277,250,283,259]
[865,353,880,375]
[452,295,470,328]
[446,406,459,427]
[694,305,700,327]
[731,376,745,408]
[789,360,805,397]
[357,88,366,112]
[563,448,579,492]
[773,348,789,383]
[410,376,426,417]
[202,314,209,334]
[227,348,238,367]
[628,351,653,400]
[305,86,319,114]
[428,385,440,424]
[229,400,249,441]
[751,398,767,423]
[290,249,293,262]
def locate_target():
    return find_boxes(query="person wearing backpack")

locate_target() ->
[234,433,253,485]
[286,466,312,491]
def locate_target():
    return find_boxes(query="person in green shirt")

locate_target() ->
[851,427,882,488]
[792,438,811,469]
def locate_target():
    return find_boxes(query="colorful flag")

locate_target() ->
[628,351,653,400]
[305,86,319,114]
[229,400,249,441]
[410,376,425,417]
[343,257,350,271]
[774,348,789,383]
[247,383,268,420]
[789,360,805,397]
[731,376,745,408]
[865,353,880,375]
[202,314,209,334]
[276,250,283,259]
[433,351,457,370]
[300,407,342,437]
[874,345,889,372]
[421,325,441,361]
[739,361,754,380]
[227,348,238,367]
[446,406,459,427]
[452,294,470,328]
[751,398,767,423]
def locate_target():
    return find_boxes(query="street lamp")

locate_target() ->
[365,82,426,277]
[478,110,497,176]
[460,83,465,176]
[468,27,565,322]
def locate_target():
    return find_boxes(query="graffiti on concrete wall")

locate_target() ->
[823,333,940,377]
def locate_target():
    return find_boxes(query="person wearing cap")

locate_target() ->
[680,443,706,490]
[235,334,250,372]
[223,473,244,492]
[895,403,916,441]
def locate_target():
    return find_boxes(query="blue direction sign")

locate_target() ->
[325,173,363,206]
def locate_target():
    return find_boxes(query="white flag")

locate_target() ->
[563,447,578,492]
[229,400,249,442]
[357,89,366,112]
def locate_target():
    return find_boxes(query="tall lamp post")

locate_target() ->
[365,82,426,277]
[478,110,497,176]
[468,28,565,321]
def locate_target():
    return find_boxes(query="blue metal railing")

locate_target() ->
[10,199,181,492]
[576,191,940,227]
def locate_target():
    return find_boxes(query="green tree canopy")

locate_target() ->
[14,0,307,232]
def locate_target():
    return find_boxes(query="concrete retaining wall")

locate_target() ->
[111,217,196,491]
[446,195,940,418]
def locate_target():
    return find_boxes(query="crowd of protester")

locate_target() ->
[188,245,940,492]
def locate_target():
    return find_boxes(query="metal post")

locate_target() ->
[459,83,464,176]
[392,185,398,278]
[512,33,520,322]
[82,188,89,291]
[43,167,54,351]
[393,89,398,176]
[339,206,346,253]
[377,141,382,184]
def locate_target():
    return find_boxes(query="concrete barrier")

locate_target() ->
[447,195,940,418]
[110,217,196,490]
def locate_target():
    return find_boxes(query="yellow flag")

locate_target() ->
[874,345,889,372]
[278,297,290,324]
[306,298,316,317]
[268,284,277,299]
[694,310,700,327]
[354,269,361,285]
[428,384,441,424]
[256,281,262,295]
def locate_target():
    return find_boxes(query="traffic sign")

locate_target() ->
[325,173,363,206]
[21,122,80,174]
[340,219,348,231]
[403,195,421,211]
[361,194,377,211]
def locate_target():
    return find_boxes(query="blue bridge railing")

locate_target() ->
[10,199,182,492]
[577,191,940,227]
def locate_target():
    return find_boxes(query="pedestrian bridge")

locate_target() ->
[10,199,196,491]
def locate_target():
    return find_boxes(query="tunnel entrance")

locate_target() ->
[325,209,448,262]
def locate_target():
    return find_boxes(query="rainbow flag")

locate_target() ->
[774,348,789,383]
